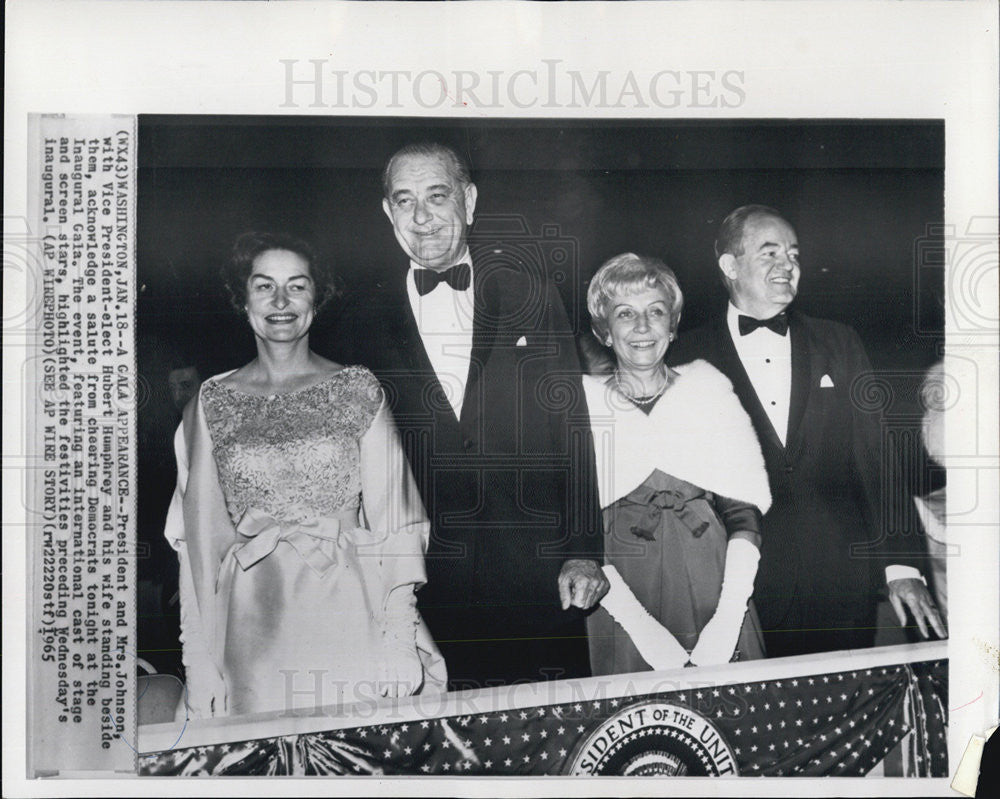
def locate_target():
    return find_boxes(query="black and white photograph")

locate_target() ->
[4,1,997,795]
[129,116,950,777]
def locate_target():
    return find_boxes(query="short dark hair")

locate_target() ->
[222,231,335,314]
[382,142,472,198]
[714,204,788,259]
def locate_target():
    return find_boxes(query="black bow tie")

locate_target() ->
[738,312,789,337]
[414,263,471,296]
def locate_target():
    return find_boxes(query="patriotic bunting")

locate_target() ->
[139,657,946,777]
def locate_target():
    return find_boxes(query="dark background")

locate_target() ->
[134,117,945,668]
[137,117,944,373]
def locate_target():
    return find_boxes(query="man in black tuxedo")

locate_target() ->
[669,205,945,657]
[323,142,607,688]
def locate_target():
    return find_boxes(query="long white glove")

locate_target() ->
[600,565,690,670]
[689,537,760,666]
[175,545,226,719]
[379,585,424,698]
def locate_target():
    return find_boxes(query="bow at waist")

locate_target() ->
[232,506,366,576]
[617,486,710,541]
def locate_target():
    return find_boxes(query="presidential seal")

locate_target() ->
[566,701,738,776]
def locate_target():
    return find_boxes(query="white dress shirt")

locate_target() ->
[406,249,475,420]
[726,302,792,446]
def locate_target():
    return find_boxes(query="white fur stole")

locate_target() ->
[583,360,771,513]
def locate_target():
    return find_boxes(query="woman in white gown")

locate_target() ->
[583,253,772,674]
[165,232,445,718]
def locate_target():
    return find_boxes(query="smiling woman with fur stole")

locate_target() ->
[583,253,771,675]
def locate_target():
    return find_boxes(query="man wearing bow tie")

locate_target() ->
[669,205,943,657]
[323,142,606,687]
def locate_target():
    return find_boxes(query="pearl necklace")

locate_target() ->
[614,369,669,406]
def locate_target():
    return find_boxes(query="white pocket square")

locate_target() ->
[515,336,528,347]
[820,374,835,388]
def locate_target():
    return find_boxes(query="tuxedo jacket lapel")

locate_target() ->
[460,264,501,425]
[784,311,812,460]
[391,292,430,371]
[386,283,455,417]
[714,316,785,453]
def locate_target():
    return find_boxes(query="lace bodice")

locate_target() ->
[201,366,382,525]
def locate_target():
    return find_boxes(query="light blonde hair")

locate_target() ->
[587,252,683,343]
